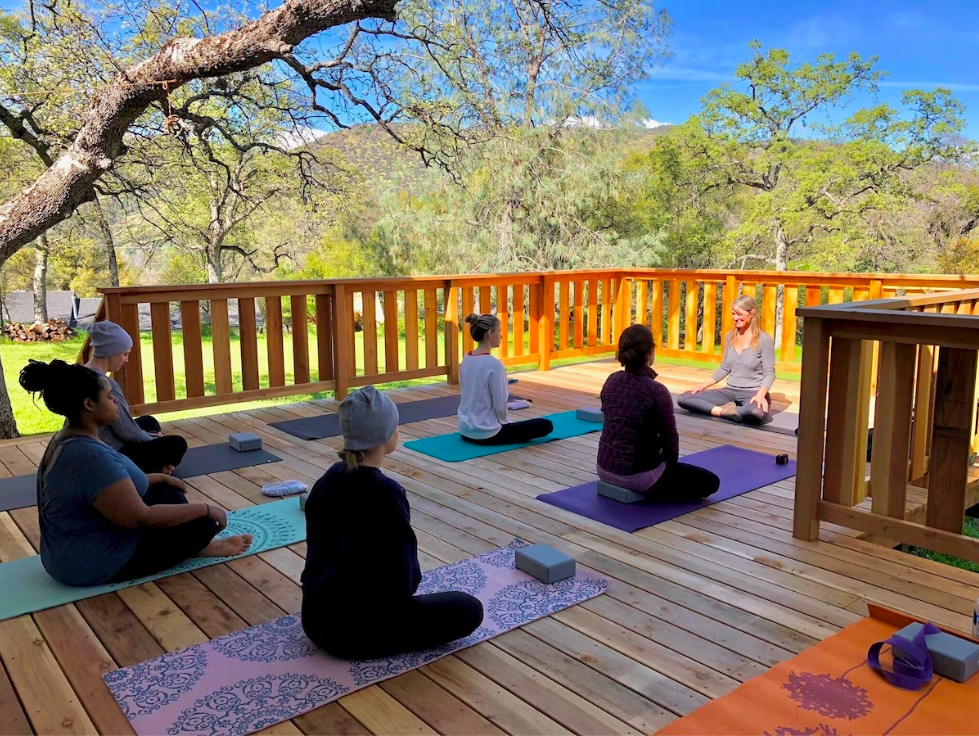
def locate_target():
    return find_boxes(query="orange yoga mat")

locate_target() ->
[657,605,979,736]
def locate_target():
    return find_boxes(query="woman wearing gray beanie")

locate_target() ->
[84,321,187,474]
[300,386,484,659]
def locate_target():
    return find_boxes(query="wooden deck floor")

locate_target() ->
[2,360,978,736]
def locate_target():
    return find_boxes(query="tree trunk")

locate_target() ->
[206,242,223,284]
[33,233,48,322]
[92,197,119,287]
[0,350,19,439]
[773,221,788,347]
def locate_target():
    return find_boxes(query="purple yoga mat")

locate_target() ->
[536,445,797,532]
[104,539,608,736]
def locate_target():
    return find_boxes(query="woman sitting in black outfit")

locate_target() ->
[301,386,484,660]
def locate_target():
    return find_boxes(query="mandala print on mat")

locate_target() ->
[783,672,873,720]
[166,674,347,736]
[104,647,209,719]
[104,508,295,590]
[213,615,320,663]
[488,577,608,628]
[416,560,488,596]
[347,626,497,686]
[478,538,530,569]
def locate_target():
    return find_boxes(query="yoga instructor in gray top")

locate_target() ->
[677,294,775,425]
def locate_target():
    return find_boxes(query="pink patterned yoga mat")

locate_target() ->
[103,539,608,736]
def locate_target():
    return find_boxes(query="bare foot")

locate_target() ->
[200,534,253,558]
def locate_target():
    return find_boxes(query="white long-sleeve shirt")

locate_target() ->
[458,352,509,439]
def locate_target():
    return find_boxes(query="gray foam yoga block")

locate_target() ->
[576,407,604,423]
[515,544,575,584]
[892,622,979,682]
[597,480,646,504]
[229,432,262,452]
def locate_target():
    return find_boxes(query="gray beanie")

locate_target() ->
[89,321,134,358]
[339,386,400,451]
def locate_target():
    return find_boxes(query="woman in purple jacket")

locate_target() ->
[598,325,720,502]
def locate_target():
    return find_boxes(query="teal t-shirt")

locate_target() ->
[37,435,149,586]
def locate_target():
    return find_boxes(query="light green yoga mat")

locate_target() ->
[0,498,305,622]
[403,411,602,462]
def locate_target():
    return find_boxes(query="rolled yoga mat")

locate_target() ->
[172,443,282,479]
[269,393,524,441]
[0,474,37,513]
[0,497,305,622]
[671,393,800,436]
[536,445,797,532]
[103,539,609,736]
[403,410,602,462]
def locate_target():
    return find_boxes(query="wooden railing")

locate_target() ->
[793,288,979,565]
[80,269,979,415]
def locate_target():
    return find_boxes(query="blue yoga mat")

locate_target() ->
[0,498,306,622]
[536,445,797,532]
[403,411,602,462]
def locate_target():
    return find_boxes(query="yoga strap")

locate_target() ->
[867,622,938,690]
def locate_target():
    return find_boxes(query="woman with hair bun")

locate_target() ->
[20,359,252,587]
[598,325,720,501]
[457,313,553,445]
[677,294,775,425]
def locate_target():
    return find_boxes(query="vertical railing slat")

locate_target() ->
[291,295,310,384]
[315,294,334,382]
[266,297,285,388]
[870,341,916,519]
[651,280,663,348]
[823,337,873,506]
[424,288,439,369]
[118,302,143,406]
[405,289,419,371]
[573,279,584,349]
[781,287,799,363]
[332,284,353,399]
[684,280,698,351]
[462,286,475,354]
[361,291,378,376]
[239,297,260,391]
[497,283,509,359]
[762,285,777,336]
[445,284,460,384]
[667,280,681,350]
[636,280,648,330]
[150,302,175,403]
[383,291,399,374]
[529,279,541,357]
[601,278,613,345]
[210,298,233,395]
[513,285,525,357]
[702,283,716,356]
[558,280,570,351]
[180,301,205,399]
[586,279,598,348]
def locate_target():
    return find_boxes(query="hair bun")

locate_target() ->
[19,359,55,393]
[464,313,479,325]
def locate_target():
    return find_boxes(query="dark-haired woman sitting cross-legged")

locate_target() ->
[20,359,252,587]
[598,325,720,502]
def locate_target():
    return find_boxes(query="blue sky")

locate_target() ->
[639,0,979,139]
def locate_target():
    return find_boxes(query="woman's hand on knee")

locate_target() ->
[749,392,769,414]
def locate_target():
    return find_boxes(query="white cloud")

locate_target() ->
[879,80,979,93]
[642,118,670,129]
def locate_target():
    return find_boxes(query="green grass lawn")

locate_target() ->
[910,517,979,574]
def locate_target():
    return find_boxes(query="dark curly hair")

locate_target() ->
[19,359,106,426]
[616,324,655,371]
[465,313,501,343]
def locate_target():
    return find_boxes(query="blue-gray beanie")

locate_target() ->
[89,321,134,358]
[339,386,400,451]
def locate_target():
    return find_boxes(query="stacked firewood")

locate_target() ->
[1,319,77,342]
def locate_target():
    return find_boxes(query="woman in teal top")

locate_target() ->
[20,359,253,587]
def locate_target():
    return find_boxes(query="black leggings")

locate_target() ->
[302,591,484,660]
[109,483,221,582]
[676,387,771,425]
[462,418,554,445]
[119,416,188,474]
[646,461,721,502]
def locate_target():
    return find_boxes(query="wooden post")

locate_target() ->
[794,318,831,541]
[927,347,978,532]
[118,302,143,406]
[445,282,460,385]
[911,345,935,479]
[870,342,916,519]
[102,293,126,396]
[538,277,553,371]
[614,275,632,341]
[332,284,353,399]
[824,337,874,507]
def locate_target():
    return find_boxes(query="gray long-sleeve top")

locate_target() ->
[93,370,152,449]
[711,331,776,391]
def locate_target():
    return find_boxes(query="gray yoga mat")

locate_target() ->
[172,443,282,479]
[672,393,799,436]
[0,474,36,512]
[270,393,524,441]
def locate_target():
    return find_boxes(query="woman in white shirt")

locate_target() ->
[458,314,554,445]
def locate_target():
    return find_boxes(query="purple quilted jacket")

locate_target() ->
[597,366,679,476]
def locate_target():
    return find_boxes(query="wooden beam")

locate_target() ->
[927,347,978,532]
[824,337,874,507]
[870,342,916,519]
[793,318,832,541]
